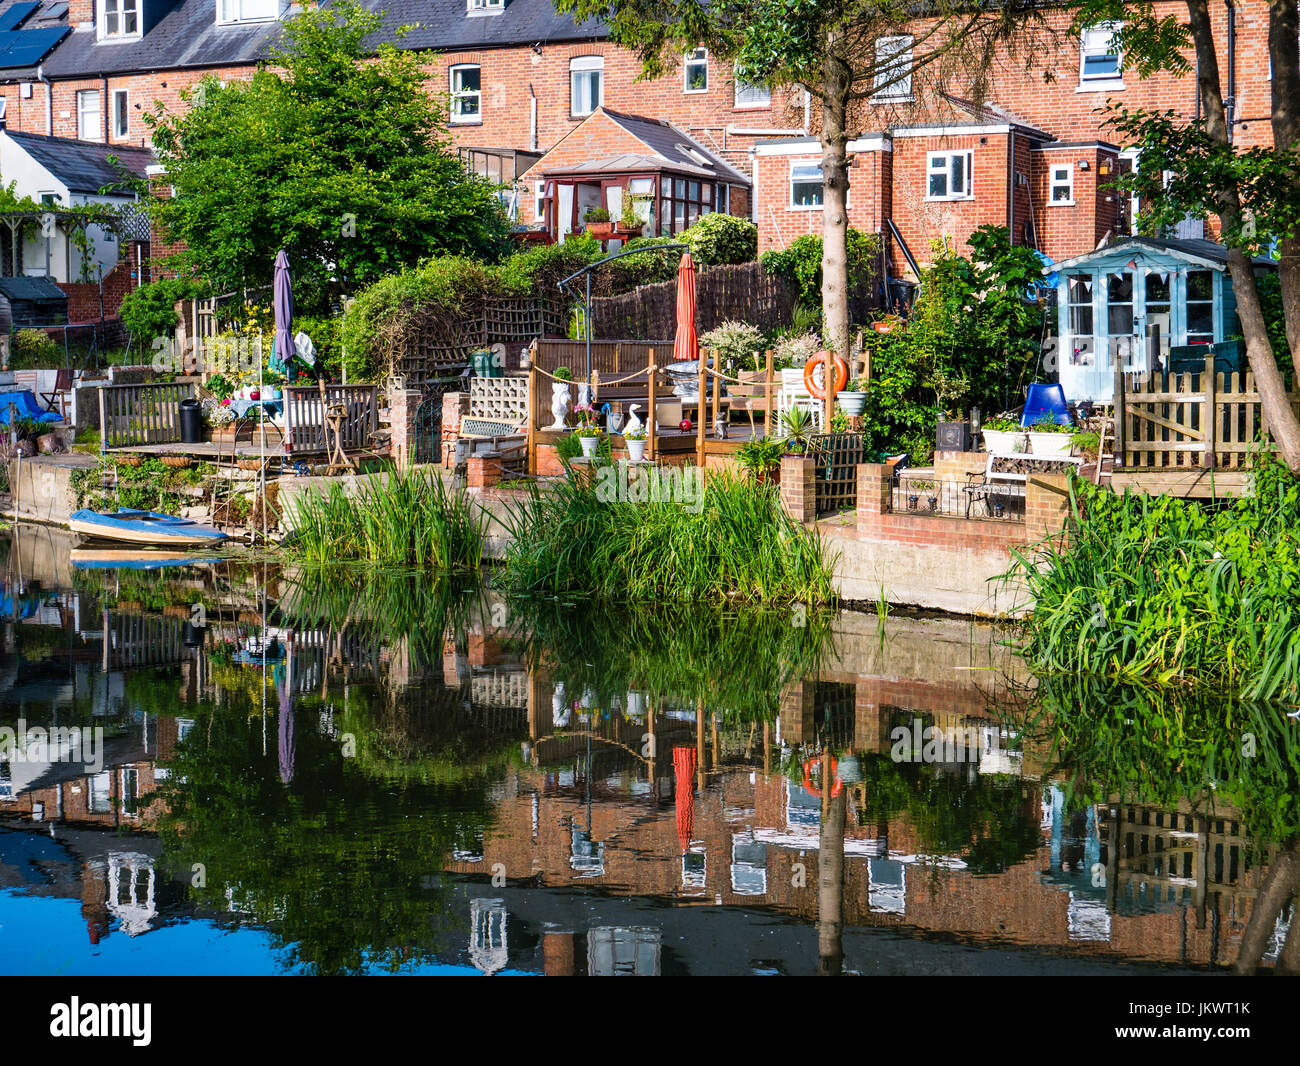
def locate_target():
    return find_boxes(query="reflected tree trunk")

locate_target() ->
[817,754,846,975]
[1233,835,1300,974]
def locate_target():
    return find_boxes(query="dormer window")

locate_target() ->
[467,0,504,14]
[218,0,279,24]
[99,0,140,39]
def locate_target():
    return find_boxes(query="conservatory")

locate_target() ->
[1048,236,1274,403]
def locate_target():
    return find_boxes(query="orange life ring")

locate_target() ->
[803,352,849,401]
[802,754,844,798]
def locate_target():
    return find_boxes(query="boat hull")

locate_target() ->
[68,509,229,548]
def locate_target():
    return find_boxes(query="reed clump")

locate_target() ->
[1007,459,1300,700]
[498,472,836,606]
[285,465,485,572]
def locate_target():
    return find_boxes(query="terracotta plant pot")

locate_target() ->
[585,222,615,238]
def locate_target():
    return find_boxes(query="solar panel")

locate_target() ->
[0,3,40,32]
[0,25,69,68]
[44,1,68,17]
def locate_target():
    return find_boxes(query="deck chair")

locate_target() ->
[1020,383,1072,427]
[40,368,73,419]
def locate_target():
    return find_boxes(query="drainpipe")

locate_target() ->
[1006,129,1016,239]
[528,84,538,152]
[102,74,109,143]
[37,64,51,135]
[1225,0,1236,143]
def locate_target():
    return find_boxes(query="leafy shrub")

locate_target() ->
[761,228,879,308]
[10,328,59,368]
[498,234,600,294]
[772,331,820,369]
[119,278,197,341]
[295,313,341,378]
[682,213,757,265]
[701,320,764,375]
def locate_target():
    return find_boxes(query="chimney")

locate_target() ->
[67,0,96,28]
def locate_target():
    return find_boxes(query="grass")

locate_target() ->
[284,464,485,572]
[1005,459,1300,700]
[497,471,836,606]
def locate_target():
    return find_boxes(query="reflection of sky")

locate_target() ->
[0,891,532,976]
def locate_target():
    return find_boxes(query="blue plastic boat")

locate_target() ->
[68,508,229,548]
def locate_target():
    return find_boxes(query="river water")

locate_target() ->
[2,524,1296,976]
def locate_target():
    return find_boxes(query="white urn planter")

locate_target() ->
[626,438,646,463]
[982,428,1027,454]
[1028,431,1074,457]
[578,433,600,459]
[549,382,571,430]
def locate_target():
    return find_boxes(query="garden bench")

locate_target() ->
[962,452,1081,518]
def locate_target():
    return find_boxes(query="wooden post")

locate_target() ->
[527,363,537,477]
[764,349,774,438]
[1113,363,1126,467]
[97,387,107,453]
[1203,353,1217,469]
[647,349,657,461]
[695,352,706,466]
[711,349,722,436]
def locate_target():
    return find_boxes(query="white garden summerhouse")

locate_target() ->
[1048,236,1273,403]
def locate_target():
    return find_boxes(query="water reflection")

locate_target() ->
[1,525,1298,975]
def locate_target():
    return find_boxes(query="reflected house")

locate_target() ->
[469,898,509,976]
[587,926,661,977]
[104,851,157,937]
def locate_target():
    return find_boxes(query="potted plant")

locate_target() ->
[981,414,1026,454]
[574,422,603,459]
[624,426,647,463]
[616,196,645,237]
[1072,429,1101,463]
[550,367,573,430]
[573,402,602,458]
[584,207,614,238]
[838,378,869,417]
[1027,414,1075,457]
[736,436,785,486]
[779,406,814,455]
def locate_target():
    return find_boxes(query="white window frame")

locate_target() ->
[99,0,141,40]
[111,88,129,138]
[733,64,770,109]
[925,149,973,201]
[789,159,823,210]
[217,0,280,26]
[1079,22,1124,88]
[77,89,102,141]
[466,0,504,13]
[684,48,708,94]
[1049,162,1074,205]
[534,180,546,223]
[570,55,604,117]
[449,64,481,125]
[872,34,913,101]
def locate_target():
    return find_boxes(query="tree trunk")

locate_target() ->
[1187,0,1300,470]
[820,30,853,365]
[1269,0,1300,357]
[1233,836,1300,973]
[817,764,846,976]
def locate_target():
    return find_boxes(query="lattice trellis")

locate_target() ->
[468,376,529,425]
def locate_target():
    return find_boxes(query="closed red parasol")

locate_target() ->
[673,745,696,854]
[672,252,698,365]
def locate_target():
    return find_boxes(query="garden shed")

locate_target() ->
[0,274,67,327]
[1048,236,1276,403]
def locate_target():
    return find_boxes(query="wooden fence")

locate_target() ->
[98,381,196,449]
[397,298,568,389]
[1116,359,1300,470]
[284,384,378,454]
[589,260,880,340]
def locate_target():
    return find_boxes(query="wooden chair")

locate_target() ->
[39,369,73,420]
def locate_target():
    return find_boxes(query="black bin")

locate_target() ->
[180,398,204,443]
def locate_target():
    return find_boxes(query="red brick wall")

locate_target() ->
[60,260,136,322]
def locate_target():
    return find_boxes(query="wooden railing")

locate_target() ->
[1116,359,1300,470]
[283,385,378,454]
[98,381,196,450]
[532,339,672,378]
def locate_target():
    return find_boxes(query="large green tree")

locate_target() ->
[146,1,508,313]
[1092,0,1300,469]
[553,0,1046,361]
